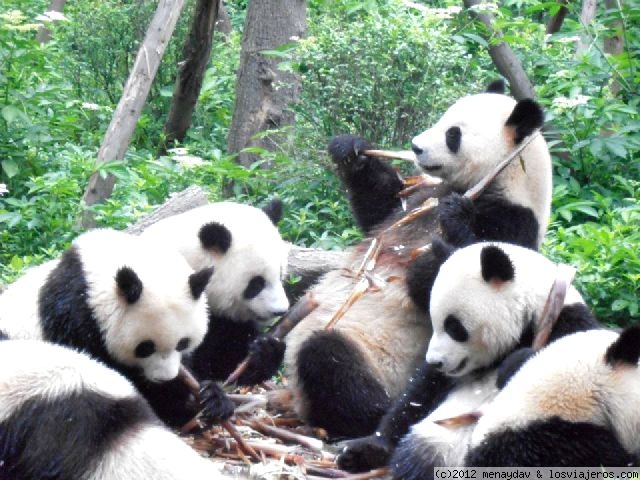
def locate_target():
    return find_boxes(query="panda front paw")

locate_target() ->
[328,135,373,174]
[439,192,476,246]
[236,336,285,386]
[199,380,234,425]
[337,434,393,473]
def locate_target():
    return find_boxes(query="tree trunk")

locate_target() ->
[604,0,624,94]
[546,0,569,34]
[216,1,232,40]
[226,0,307,168]
[577,0,598,52]
[462,0,536,100]
[36,0,67,44]
[80,0,187,229]
[160,0,220,154]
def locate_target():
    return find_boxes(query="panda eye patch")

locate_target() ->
[134,340,156,358]
[444,315,469,342]
[176,337,190,352]
[445,126,461,153]
[244,275,266,299]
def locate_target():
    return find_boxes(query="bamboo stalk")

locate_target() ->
[362,148,415,162]
[238,417,324,452]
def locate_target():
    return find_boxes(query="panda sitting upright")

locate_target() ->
[374,242,602,479]
[281,80,553,439]
[0,228,217,428]
[140,199,290,419]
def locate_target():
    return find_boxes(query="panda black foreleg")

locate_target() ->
[495,347,536,389]
[235,335,286,386]
[465,418,637,467]
[439,191,539,250]
[329,135,404,234]
[337,361,455,472]
[296,329,391,438]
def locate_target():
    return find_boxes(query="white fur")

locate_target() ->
[408,371,499,467]
[0,340,231,479]
[0,229,210,383]
[141,202,290,322]
[74,229,209,382]
[412,93,552,247]
[427,242,584,377]
[0,259,58,340]
[472,329,640,457]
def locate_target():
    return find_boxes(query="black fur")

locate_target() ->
[439,189,540,249]
[486,79,506,94]
[606,325,640,366]
[0,329,8,341]
[391,432,444,480]
[188,267,214,300]
[547,303,601,342]
[132,375,196,427]
[39,247,114,367]
[337,362,455,472]
[297,330,391,438]
[199,380,235,423]
[465,417,637,467]
[0,388,156,480]
[480,245,514,283]
[444,315,469,342]
[243,275,266,300]
[198,222,232,253]
[115,266,143,304]
[445,126,461,153]
[406,237,455,312]
[329,134,404,234]
[235,335,286,385]
[262,198,283,225]
[496,347,536,389]
[505,98,544,144]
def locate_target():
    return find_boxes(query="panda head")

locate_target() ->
[411,80,545,190]
[142,200,290,323]
[426,242,574,378]
[75,229,213,383]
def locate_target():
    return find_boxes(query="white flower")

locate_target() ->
[174,154,205,168]
[0,184,8,196]
[81,102,100,111]
[552,95,590,110]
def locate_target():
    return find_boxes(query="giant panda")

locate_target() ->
[282,80,553,438]
[0,228,216,427]
[0,337,232,480]
[140,200,290,398]
[464,326,640,466]
[381,242,601,479]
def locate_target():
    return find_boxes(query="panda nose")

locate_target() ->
[428,361,444,371]
[411,143,424,155]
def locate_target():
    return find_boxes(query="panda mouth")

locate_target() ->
[449,358,468,375]
[420,164,443,172]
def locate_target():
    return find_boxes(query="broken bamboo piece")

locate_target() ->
[237,417,324,452]
[362,149,416,162]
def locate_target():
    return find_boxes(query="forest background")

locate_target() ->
[0,0,638,325]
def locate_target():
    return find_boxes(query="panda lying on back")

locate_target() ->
[0,337,232,480]
[0,228,217,427]
[340,242,601,474]
[281,80,554,438]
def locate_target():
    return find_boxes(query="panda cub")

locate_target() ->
[381,242,601,479]
[140,200,290,404]
[465,327,640,466]
[0,338,232,480]
[0,228,216,427]
[283,80,553,438]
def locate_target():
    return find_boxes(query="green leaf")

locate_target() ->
[463,33,488,47]
[611,299,628,312]
[1,159,20,178]
[1,105,30,125]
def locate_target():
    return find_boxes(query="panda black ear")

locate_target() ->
[189,267,214,300]
[432,236,456,262]
[486,79,506,94]
[199,222,232,254]
[605,326,640,367]
[262,198,283,225]
[480,245,514,284]
[505,99,544,144]
[116,266,143,304]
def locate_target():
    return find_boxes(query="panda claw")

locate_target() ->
[336,434,392,472]
[236,336,285,386]
[328,134,373,171]
[198,380,234,424]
